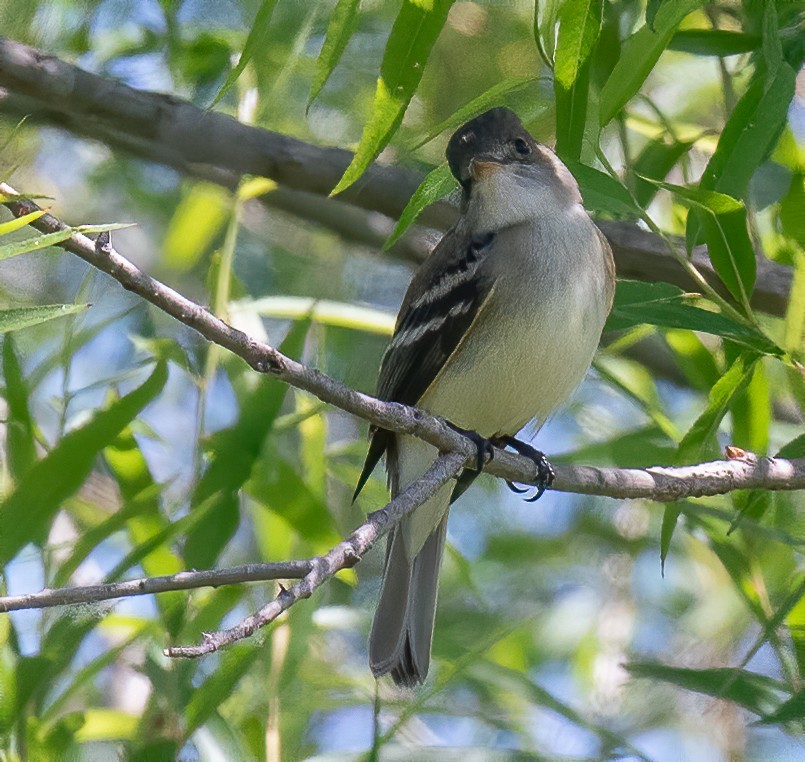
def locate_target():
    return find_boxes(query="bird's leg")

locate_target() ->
[493,435,555,502]
[446,422,495,472]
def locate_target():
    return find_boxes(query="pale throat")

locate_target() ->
[466,165,581,232]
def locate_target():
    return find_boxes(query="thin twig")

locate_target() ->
[0,562,311,613]
[164,452,466,658]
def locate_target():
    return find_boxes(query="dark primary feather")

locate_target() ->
[353,229,497,500]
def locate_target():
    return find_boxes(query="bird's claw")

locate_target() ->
[496,436,554,502]
[448,423,494,472]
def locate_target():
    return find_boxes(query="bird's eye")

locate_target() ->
[459,131,475,146]
[513,138,531,156]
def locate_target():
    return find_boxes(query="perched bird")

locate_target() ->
[354,107,615,686]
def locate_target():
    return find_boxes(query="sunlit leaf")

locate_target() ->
[651,180,757,305]
[0,229,73,261]
[331,0,455,195]
[163,183,232,271]
[0,208,45,235]
[384,163,456,249]
[599,0,703,125]
[0,304,90,335]
[699,62,797,200]
[677,352,757,463]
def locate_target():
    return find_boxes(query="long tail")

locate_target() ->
[368,515,448,686]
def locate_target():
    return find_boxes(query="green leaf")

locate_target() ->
[211,0,280,106]
[554,0,602,88]
[781,172,805,249]
[409,77,540,151]
[0,208,45,235]
[0,304,90,335]
[2,336,36,480]
[0,362,168,564]
[331,0,455,195]
[677,352,757,464]
[699,62,797,199]
[0,229,73,261]
[307,0,362,111]
[777,433,805,459]
[184,644,262,734]
[553,0,602,161]
[599,0,704,126]
[760,690,805,725]
[668,30,760,57]
[653,180,756,305]
[184,320,311,568]
[605,280,780,355]
[632,136,696,208]
[564,161,639,216]
[626,662,787,715]
[533,0,561,64]
[384,163,456,249]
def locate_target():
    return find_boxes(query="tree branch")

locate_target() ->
[1,183,804,502]
[1,186,803,658]
[0,35,792,317]
[165,452,465,657]
[0,561,311,613]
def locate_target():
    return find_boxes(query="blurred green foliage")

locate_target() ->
[0,0,804,759]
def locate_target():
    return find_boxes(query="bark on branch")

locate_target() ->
[0,35,792,316]
[1,185,803,656]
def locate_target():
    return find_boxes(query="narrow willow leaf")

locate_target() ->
[781,172,805,249]
[660,503,680,574]
[668,30,760,56]
[565,161,639,216]
[760,691,805,725]
[0,229,73,261]
[626,662,787,715]
[307,0,362,111]
[0,208,45,235]
[699,63,797,199]
[409,77,540,150]
[233,295,395,334]
[605,280,780,355]
[653,180,756,305]
[384,162,456,249]
[783,249,805,359]
[533,0,561,63]
[331,0,455,195]
[211,0,280,106]
[553,0,602,160]
[0,304,89,334]
[0,362,168,564]
[632,136,695,207]
[163,183,232,271]
[2,336,36,480]
[599,0,703,125]
[554,0,603,89]
[677,352,757,464]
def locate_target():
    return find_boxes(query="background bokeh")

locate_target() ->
[1,0,804,759]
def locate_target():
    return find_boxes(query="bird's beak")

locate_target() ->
[469,157,503,182]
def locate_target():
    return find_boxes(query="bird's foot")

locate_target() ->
[447,423,494,472]
[495,435,554,502]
